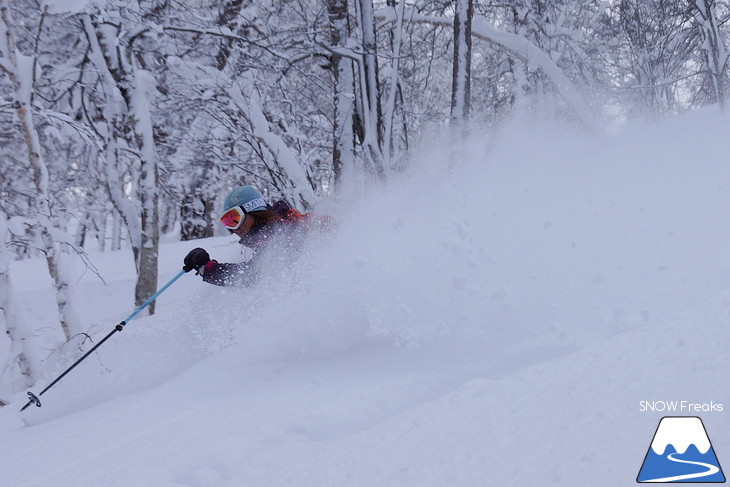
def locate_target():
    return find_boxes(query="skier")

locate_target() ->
[183,185,331,286]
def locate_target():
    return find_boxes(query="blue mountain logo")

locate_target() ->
[637,416,725,483]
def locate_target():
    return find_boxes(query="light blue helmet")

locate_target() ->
[223,186,268,213]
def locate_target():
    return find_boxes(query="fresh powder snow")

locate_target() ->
[1,113,729,486]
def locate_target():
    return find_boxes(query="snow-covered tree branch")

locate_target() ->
[0,0,85,343]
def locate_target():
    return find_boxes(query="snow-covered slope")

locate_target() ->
[1,112,729,486]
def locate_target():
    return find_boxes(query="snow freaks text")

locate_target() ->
[640,401,724,413]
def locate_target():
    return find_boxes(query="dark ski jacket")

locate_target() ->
[201,201,331,287]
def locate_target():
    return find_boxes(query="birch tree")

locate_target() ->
[690,0,729,110]
[0,0,84,342]
[0,209,41,392]
[381,0,409,171]
[451,0,473,124]
[354,0,385,179]
[81,4,159,313]
[327,0,356,187]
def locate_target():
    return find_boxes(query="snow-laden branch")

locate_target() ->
[375,7,596,128]
[0,0,86,342]
[161,25,323,66]
[230,81,317,209]
[0,9,12,75]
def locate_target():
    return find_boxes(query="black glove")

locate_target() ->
[183,248,210,273]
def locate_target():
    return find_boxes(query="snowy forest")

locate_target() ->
[3,1,730,484]
[1,0,730,396]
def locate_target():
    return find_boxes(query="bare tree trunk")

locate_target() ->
[136,139,159,313]
[111,209,122,251]
[132,62,160,314]
[327,0,356,188]
[0,209,38,392]
[691,0,728,111]
[83,11,159,313]
[383,0,406,170]
[451,0,473,123]
[509,5,532,117]
[354,0,385,180]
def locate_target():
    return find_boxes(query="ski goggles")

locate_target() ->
[219,206,246,230]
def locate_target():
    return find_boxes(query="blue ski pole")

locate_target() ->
[20,269,188,412]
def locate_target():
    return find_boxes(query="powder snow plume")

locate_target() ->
[191,110,730,365]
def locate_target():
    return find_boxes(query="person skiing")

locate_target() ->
[183,185,330,286]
